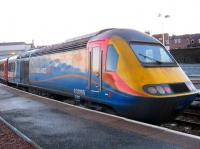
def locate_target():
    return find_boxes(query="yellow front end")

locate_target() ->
[109,36,196,98]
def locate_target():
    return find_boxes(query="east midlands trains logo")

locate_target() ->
[30,67,53,74]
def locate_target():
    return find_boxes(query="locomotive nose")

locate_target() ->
[118,93,197,124]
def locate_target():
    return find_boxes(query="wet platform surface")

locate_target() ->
[0,84,200,149]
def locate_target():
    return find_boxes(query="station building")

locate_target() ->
[170,34,200,49]
[0,42,33,59]
[153,33,200,50]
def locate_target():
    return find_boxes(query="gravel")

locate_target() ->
[0,119,34,149]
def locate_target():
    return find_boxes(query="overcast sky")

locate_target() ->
[0,0,199,45]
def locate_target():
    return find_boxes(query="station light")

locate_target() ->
[10,52,16,55]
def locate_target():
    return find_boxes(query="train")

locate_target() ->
[0,28,198,123]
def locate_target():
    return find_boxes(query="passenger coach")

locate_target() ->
[0,58,8,82]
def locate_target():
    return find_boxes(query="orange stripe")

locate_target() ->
[31,74,89,83]
[103,73,144,96]
[30,74,128,97]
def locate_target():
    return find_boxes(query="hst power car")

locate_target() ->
[1,29,198,123]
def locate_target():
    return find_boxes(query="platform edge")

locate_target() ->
[0,116,42,149]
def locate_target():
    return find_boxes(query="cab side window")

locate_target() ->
[106,45,118,72]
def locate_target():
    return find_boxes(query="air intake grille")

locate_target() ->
[169,83,189,94]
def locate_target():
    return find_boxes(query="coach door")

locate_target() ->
[20,60,29,84]
[89,45,102,93]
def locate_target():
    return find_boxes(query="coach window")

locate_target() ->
[8,64,11,71]
[9,63,15,72]
[106,45,118,71]
[12,63,15,72]
[92,47,100,73]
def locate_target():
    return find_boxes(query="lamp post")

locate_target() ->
[158,13,170,46]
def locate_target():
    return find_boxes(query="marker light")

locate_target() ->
[186,83,192,91]
[147,87,157,94]
[163,86,172,94]
[186,82,196,91]
[156,86,165,94]
[144,84,173,96]
[191,83,196,91]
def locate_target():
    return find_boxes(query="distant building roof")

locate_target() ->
[0,42,27,46]
[170,34,200,40]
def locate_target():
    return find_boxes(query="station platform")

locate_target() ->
[0,83,199,149]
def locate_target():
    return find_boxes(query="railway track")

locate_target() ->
[183,110,200,117]
[175,110,200,128]
[161,78,200,136]
[162,109,200,136]
[162,95,200,136]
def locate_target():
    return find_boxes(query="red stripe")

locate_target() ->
[103,72,144,96]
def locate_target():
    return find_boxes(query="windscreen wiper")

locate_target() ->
[139,53,163,64]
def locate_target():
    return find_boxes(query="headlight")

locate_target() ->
[144,84,173,96]
[156,86,165,94]
[144,82,195,96]
[147,87,157,94]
